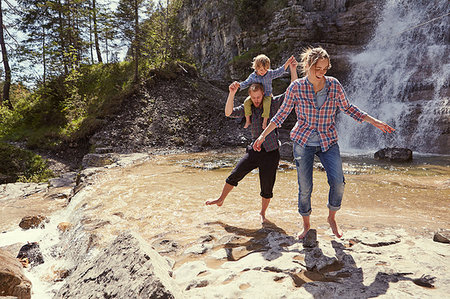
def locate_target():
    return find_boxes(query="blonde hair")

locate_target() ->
[300,46,331,75]
[252,54,270,70]
[248,83,264,95]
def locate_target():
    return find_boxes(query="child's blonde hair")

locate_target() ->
[300,46,331,75]
[252,54,270,70]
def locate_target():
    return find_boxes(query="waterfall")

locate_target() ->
[338,0,449,154]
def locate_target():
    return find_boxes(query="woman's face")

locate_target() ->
[308,58,329,81]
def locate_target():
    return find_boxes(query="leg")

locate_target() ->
[317,144,345,238]
[243,96,252,128]
[258,148,280,223]
[260,197,271,223]
[298,216,311,239]
[206,149,257,206]
[205,183,233,206]
[293,143,316,238]
[261,96,271,129]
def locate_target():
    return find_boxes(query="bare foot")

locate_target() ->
[244,121,251,128]
[205,198,224,206]
[327,217,343,238]
[260,213,269,224]
[298,224,311,239]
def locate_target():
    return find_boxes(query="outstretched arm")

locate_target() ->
[363,114,395,133]
[289,57,298,82]
[225,82,240,117]
[284,55,295,70]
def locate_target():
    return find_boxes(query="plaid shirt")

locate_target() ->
[229,95,283,152]
[239,66,286,96]
[271,76,367,152]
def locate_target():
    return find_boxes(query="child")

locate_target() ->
[238,54,295,129]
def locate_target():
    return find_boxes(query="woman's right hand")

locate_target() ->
[253,135,265,151]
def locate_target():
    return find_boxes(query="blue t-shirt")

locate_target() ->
[307,86,328,146]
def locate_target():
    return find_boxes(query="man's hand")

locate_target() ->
[229,81,240,93]
[284,55,295,70]
[253,135,265,151]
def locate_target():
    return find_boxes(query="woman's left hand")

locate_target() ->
[372,118,395,133]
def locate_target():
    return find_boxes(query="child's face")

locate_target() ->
[255,66,268,76]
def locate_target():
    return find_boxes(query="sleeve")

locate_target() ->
[239,73,256,90]
[335,79,367,123]
[228,104,245,119]
[270,81,297,127]
[268,65,287,80]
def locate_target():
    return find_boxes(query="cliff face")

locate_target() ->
[179,0,381,83]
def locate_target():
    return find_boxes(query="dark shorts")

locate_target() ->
[226,147,280,198]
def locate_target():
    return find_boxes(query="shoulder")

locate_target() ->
[325,76,342,86]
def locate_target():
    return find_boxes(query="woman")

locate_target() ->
[253,47,394,239]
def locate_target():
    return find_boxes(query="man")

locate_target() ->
[206,59,297,223]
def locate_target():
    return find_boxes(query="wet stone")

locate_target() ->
[16,242,44,268]
[19,215,48,230]
[303,229,318,248]
[433,230,450,243]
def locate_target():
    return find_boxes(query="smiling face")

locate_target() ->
[255,66,268,77]
[308,58,329,83]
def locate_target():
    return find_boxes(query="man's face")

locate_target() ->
[249,90,264,108]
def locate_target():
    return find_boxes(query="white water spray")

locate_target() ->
[338,0,449,154]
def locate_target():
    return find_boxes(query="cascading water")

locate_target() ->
[338,0,449,154]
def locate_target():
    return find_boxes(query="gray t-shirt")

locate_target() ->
[306,86,328,146]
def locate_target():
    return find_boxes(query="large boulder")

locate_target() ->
[18,215,48,230]
[374,147,413,162]
[54,232,182,299]
[0,248,32,299]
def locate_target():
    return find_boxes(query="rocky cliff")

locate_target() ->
[179,0,382,84]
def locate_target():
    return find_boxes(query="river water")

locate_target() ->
[0,149,449,297]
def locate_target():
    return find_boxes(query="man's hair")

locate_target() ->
[248,83,264,94]
[252,54,270,70]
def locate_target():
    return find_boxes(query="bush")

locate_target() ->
[0,142,53,183]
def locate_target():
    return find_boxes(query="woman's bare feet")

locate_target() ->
[327,216,343,238]
[298,225,311,239]
[298,215,311,239]
[244,121,251,128]
[205,198,224,206]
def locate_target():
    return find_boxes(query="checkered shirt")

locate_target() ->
[239,66,287,96]
[229,95,283,152]
[271,76,367,152]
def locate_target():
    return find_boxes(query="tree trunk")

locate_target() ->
[93,0,102,63]
[0,1,13,109]
[133,0,139,82]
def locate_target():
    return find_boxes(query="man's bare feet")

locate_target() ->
[260,213,269,224]
[327,216,343,238]
[205,198,225,206]
[244,121,251,128]
[298,224,311,239]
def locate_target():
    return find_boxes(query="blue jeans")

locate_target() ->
[293,143,345,216]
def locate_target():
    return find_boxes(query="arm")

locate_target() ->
[225,82,240,117]
[239,73,255,90]
[283,55,295,70]
[289,57,298,82]
[362,114,395,133]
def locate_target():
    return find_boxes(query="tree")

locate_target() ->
[115,0,146,82]
[0,0,13,109]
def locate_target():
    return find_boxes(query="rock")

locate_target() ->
[48,172,78,188]
[433,230,450,243]
[81,153,119,168]
[18,215,48,230]
[279,142,293,160]
[303,229,318,248]
[374,147,413,162]
[0,248,32,299]
[16,242,44,268]
[54,232,182,299]
[57,222,73,233]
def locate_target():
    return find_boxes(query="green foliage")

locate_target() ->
[0,142,53,183]
[0,61,135,148]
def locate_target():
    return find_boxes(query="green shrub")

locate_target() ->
[0,142,53,183]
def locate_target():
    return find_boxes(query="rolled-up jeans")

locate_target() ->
[293,142,345,216]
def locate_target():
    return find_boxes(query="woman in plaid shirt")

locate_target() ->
[253,47,394,239]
